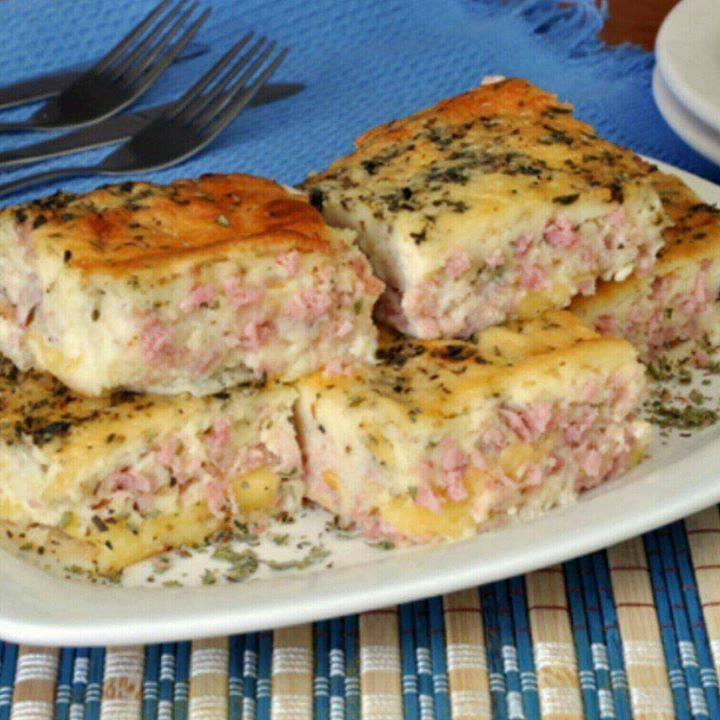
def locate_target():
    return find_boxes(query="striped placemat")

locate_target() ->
[3,506,720,719]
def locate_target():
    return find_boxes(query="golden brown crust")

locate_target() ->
[301,311,639,419]
[8,174,335,275]
[572,171,720,315]
[307,78,656,209]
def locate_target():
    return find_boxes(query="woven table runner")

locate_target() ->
[2,507,720,719]
[1,1,720,719]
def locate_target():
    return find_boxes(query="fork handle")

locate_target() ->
[0,166,92,198]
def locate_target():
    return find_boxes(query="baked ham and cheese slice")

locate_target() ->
[304,78,669,338]
[0,356,301,574]
[0,174,383,396]
[572,171,720,362]
[296,311,650,544]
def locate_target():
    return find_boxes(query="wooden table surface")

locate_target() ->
[602,0,679,49]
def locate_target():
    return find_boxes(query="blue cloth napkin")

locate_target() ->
[0,0,716,204]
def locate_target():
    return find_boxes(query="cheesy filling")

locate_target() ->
[302,369,650,543]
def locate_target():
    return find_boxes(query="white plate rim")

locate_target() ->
[656,0,720,135]
[1,159,720,647]
[652,66,720,166]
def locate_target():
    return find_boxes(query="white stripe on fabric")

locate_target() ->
[419,693,434,720]
[591,643,610,670]
[10,701,53,720]
[271,696,312,718]
[188,696,226,720]
[360,645,400,672]
[243,650,257,677]
[539,687,584,714]
[629,688,674,714]
[158,699,173,720]
[361,694,402,719]
[533,641,576,668]
[623,641,666,665]
[160,653,175,681]
[190,648,228,676]
[100,700,142,720]
[450,690,491,716]
[103,652,143,680]
[329,649,344,677]
[507,690,523,719]
[14,654,58,683]
[415,647,431,675]
[446,644,487,671]
[598,688,615,718]
[329,696,344,720]
[501,645,519,673]
[688,686,709,716]
[272,647,312,675]
[678,640,699,668]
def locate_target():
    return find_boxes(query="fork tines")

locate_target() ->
[96,0,209,88]
[167,35,289,137]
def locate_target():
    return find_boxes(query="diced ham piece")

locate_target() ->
[155,437,179,468]
[578,278,596,296]
[140,319,174,363]
[520,264,548,291]
[205,479,228,518]
[513,234,532,258]
[223,281,265,311]
[323,358,355,377]
[445,249,474,279]
[523,463,543,486]
[332,319,355,339]
[593,314,617,335]
[486,248,506,268]
[238,319,276,350]
[276,250,301,278]
[544,218,578,249]
[499,403,552,443]
[206,417,231,458]
[245,443,279,471]
[179,283,217,313]
[580,448,603,478]
[416,484,444,513]
[290,287,333,320]
[108,469,155,495]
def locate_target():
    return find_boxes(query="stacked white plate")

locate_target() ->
[654,0,720,165]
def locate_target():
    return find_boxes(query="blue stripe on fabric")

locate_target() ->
[83,647,105,720]
[480,585,508,720]
[158,643,175,720]
[658,526,711,719]
[509,575,540,719]
[588,552,632,720]
[242,633,258,720]
[173,641,190,720]
[427,597,451,720]
[398,603,419,720]
[143,644,160,720]
[674,521,720,716]
[328,618,345,720]
[576,555,615,720]
[0,642,17,720]
[229,634,244,720]
[494,580,525,720]
[54,647,74,720]
[256,631,272,720]
[644,531,691,718]
[564,560,601,720]
[344,615,360,720]
[413,601,436,720]
[314,621,329,720]
[68,648,89,720]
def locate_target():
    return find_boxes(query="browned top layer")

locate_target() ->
[6,174,336,274]
[307,78,657,214]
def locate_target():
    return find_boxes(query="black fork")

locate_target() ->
[0,38,289,197]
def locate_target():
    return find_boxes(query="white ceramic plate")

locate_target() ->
[1,159,720,647]
[656,0,720,135]
[653,66,720,166]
